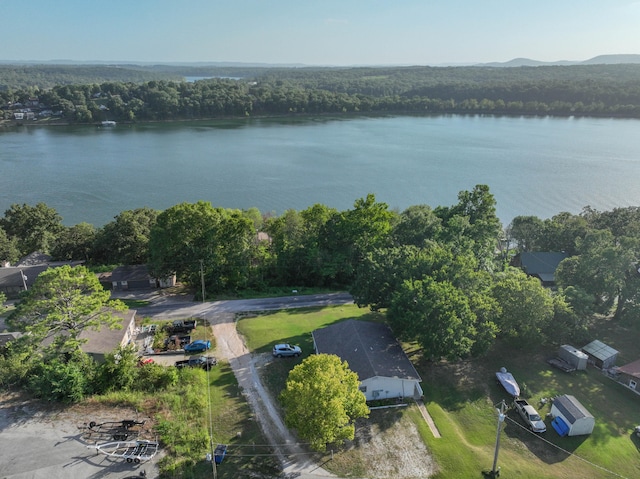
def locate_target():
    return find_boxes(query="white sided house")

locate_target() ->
[312,320,423,402]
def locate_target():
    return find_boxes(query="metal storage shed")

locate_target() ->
[550,394,595,436]
[558,344,588,370]
[581,340,618,369]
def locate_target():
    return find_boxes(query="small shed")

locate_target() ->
[558,344,588,371]
[615,359,640,392]
[550,394,595,436]
[581,340,619,369]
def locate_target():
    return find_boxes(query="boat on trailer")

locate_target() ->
[88,439,159,463]
[495,367,521,397]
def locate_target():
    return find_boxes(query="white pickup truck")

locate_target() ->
[513,398,546,433]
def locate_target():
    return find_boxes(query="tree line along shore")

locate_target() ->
[2,63,640,124]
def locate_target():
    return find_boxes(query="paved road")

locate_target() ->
[129,292,354,319]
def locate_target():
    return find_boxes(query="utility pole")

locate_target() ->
[200,257,215,478]
[491,400,506,477]
[199,259,206,303]
[20,269,28,291]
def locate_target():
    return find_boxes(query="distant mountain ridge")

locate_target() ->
[1,54,639,68]
[479,54,640,67]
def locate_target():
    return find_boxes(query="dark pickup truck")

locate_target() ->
[175,355,217,370]
[165,319,197,334]
[164,334,191,349]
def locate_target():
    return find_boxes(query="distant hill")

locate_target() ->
[581,54,640,65]
[480,54,640,67]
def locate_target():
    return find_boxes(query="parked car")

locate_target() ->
[184,339,211,353]
[272,343,302,357]
[175,355,217,370]
[513,398,546,433]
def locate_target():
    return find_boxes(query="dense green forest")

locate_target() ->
[3,188,640,363]
[2,63,640,121]
[0,64,183,89]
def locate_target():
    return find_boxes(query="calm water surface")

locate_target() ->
[1,115,639,226]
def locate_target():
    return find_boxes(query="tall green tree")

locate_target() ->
[507,215,544,252]
[8,265,126,353]
[148,201,255,294]
[539,212,589,255]
[435,185,501,269]
[0,226,20,264]
[320,194,395,285]
[392,204,442,247]
[280,354,369,452]
[491,268,555,345]
[555,230,640,320]
[51,222,97,261]
[0,202,64,256]
[388,277,493,360]
[93,207,158,264]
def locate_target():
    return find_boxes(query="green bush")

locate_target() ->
[27,358,94,403]
[135,363,179,391]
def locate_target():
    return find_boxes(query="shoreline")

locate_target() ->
[2,109,640,131]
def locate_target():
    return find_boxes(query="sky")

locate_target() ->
[2,0,639,65]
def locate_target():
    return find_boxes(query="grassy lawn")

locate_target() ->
[237,305,383,395]
[120,298,151,309]
[235,304,640,479]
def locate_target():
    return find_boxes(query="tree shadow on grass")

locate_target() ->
[502,412,589,465]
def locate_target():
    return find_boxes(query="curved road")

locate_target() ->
[132,292,353,478]
[135,292,353,319]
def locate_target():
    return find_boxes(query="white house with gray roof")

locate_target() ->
[312,320,423,401]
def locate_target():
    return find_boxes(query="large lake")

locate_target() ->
[1,115,639,227]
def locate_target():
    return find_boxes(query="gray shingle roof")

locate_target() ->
[553,395,593,424]
[312,320,421,382]
[111,265,152,283]
[519,252,569,276]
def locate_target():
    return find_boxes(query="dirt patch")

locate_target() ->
[350,408,439,479]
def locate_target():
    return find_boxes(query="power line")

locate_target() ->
[503,415,630,479]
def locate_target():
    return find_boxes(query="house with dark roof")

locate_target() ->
[512,251,569,286]
[41,309,138,362]
[614,358,640,394]
[0,253,83,298]
[111,265,175,291]
[0,263,83,298]
[312,320,423,401]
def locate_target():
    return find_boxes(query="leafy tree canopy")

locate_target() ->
[279,354,369,452]
[0,202,64,256]
[491,268,555,345]
[148,201,255,294]
[8,265,126,353]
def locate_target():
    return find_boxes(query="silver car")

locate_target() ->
[272,343,302,357]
